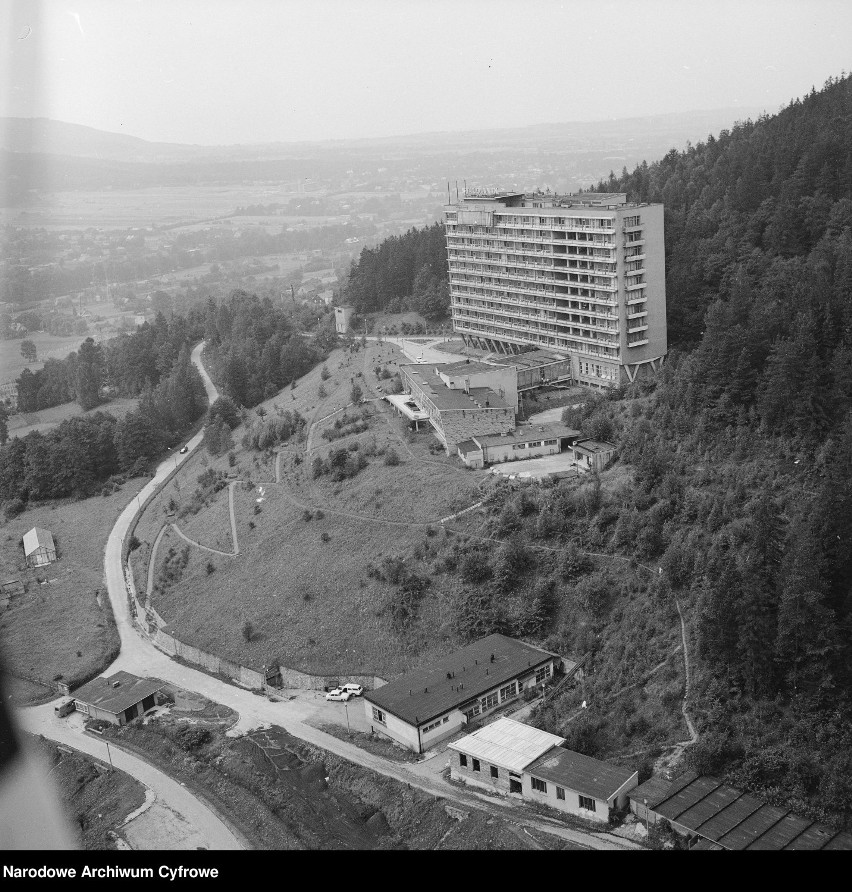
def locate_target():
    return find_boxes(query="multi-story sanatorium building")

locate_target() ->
[444,191,667,388]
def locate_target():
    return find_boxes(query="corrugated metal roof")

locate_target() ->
[696,792,765,841]
[656,776,723,822]
[746,813,811,850]
[526,747,637,801]
[716,804,788,850]
[782,822,837,850]
[448,718,565,773]
[23,527,55,556]
[71,671,164,715]
[674,784,744,833]
[822,831,852,850]
[364,634,556,727]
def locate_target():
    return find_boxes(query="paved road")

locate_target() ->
[17,707,241,850]
[23,340,641,851]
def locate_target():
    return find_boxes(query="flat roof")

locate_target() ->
[384,393,430,421]
[449,718,565,773]
[364,633,556,727]
[457,439,480,457]
[485,350,570,370]
[402,365,511,411]
[526,748,636,801]
[71,671,164,716]
[475,423,580,448]
[573,439,616,455]
[438,359,503,376]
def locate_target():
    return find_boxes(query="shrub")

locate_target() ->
[320,366,331,381]
[321,532,330,542]
[206,561,215,575]
[314,509,324,520]
[241,621,254,642]
[128,535,141,552]
[384,447,400,466]
[4,498,26,520]
[302,509,313,521]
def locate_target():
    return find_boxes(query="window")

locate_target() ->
[472,759,481,772]
[481,691,499,711]
[490,766,499,779]
[531,777,547,794]
[464,703,481,721]
[535,664,552,684]
[459,754,468,768]
[371,707,386,725]
[556,786,565,801]
[500,682,517,703]
[423,718,444,734]
[579,795,596,812]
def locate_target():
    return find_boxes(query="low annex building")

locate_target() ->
[524,747,638,823]
[71,671,165,726]
[23,527,57,568]
[363,633,561,753]
[400,363,515,454]
[457,422,580,468]
[448,717,565,795]
[630,771,852,850]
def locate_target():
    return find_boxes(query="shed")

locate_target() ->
[572,439,616,473]
[23,528,57,568]
[72,671,164,726]
[448,717,565,795]
[524,747,638,822]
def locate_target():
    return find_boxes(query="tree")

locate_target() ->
[114,410,163,471]
[74,337,104,411]
[0,404,7,446]
[207,396,240,430]
[20,339,36,363]
[350,382,363,404]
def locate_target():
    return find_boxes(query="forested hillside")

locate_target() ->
[354,76,852,827]
[342,223,449,320]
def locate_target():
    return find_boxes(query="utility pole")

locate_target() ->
[105,742,114,773]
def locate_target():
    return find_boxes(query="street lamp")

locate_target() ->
[344,701,351,737]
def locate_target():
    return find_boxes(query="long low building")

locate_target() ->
[363,633,561,753]
[630,771,852,850]
[457,422,581,468]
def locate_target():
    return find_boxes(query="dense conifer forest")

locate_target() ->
[342,222,449,320]
[360,76,852,827]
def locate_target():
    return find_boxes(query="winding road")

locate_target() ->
[20,340,642,851]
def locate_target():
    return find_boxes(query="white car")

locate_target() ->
[325,688,351,702]
[341,683,363,697]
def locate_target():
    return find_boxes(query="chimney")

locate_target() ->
[490,653,495,663]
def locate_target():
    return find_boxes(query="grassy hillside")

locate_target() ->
[133,340,489,677]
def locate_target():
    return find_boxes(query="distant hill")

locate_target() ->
[1,107,767,164]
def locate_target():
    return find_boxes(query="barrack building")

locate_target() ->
[444,191,667,387]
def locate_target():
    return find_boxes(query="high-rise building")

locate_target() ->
[444,191,667,388]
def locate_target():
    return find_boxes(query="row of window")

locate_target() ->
[422,715,450,734]
[528,778,596,810]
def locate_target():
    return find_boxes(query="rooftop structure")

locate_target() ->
[448,717,565,774]
[445,190,667,388]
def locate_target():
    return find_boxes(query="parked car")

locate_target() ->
[325,688,351,702]
[54,700,75,718]
[179,445,189,454]
[341,683,363,697]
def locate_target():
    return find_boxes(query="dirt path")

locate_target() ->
[169,480,241,558]
[146,524,168,597]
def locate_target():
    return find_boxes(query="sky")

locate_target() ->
[3,0,851,145]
